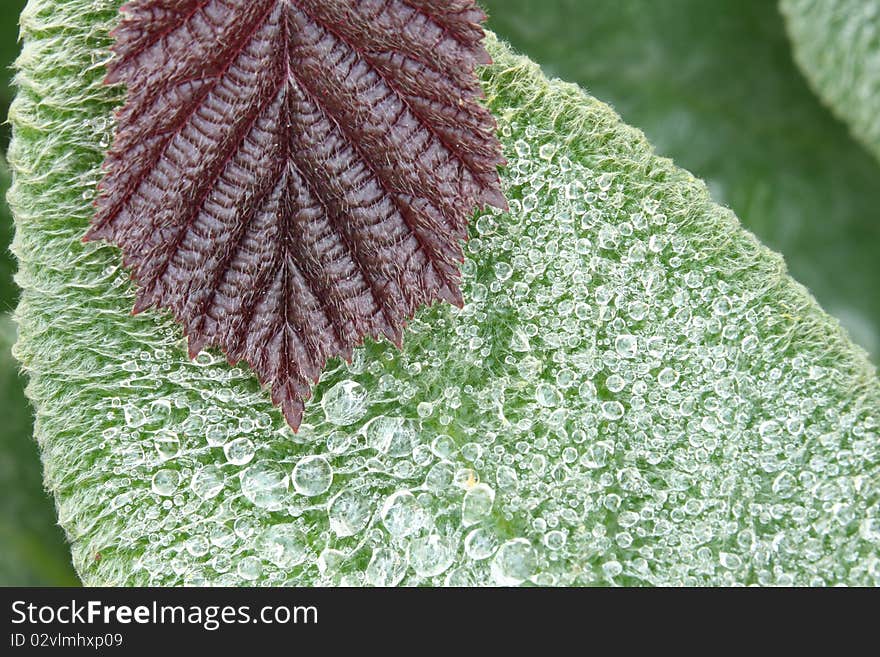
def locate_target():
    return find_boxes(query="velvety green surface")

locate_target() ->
[782,0,880,166]
[483,0,880,359]
[0,0,78,586]
[8,0,879,586]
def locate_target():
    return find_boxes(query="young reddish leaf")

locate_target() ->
[85,0,506,430]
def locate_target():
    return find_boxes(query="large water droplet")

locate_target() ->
[321,380,368,426]
[191,464,224,499]
[239,460,289,510]
[461,484,496,526]
[291,455,333,497]
[365,548,407,586]
[328,489,372,537]
[408,535,455,578]
[381,490,425,538]
[491,538,536,585]
[223,437,255,466]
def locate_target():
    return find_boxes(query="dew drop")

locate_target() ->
[365,548,407,587]
[328,489,372,537]
[321,380,368,426]
[291,455,333,497]
[491,538,536,585]
[223,437,255,466]
[381,490,425,538]
[151,469,179,496]
[461,484,496,526]
[190,464,224,500]
[239,460,289,510]
[408,535,455,577]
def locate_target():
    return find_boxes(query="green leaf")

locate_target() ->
[484,0,880,359]
[9,0,880,586]
[782,0,880,167]
[0,0,78,587]
[0,314,78,586]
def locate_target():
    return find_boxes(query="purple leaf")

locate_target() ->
[86,0,506,430]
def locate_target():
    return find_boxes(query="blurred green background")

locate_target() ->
[1,0,878,586]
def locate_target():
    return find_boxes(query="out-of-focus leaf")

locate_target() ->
[782,0,880,166]
[484,0,880,358]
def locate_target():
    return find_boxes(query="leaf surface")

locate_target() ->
[87,0,504,429]
[782,0,880,166]
[9,0,880,586]
[484,0,880,359]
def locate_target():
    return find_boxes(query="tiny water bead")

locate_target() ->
[291,455,333,497]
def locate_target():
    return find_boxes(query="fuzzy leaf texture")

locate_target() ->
[85,0,505,430]
[9,0,880,586]
[484,0,880,360]
[781,0,880,165]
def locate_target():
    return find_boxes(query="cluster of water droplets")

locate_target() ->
[12,6,878,584]
[47,114,874,587]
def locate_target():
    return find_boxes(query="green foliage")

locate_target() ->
[483,0,880,359]
[0,0,77,586]
[782,0,880,167]
[8,0,880,586]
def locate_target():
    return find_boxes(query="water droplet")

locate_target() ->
[543,530,566,550]
[602,560,623,578]
[328,489,372,537]
[321,380,368,426]
[425,461,454,492]
[365,548,407,586]
[496,465,518,490]
[408,535,455,577]
[239,460,289,510]
[291,455,333,497]
[191,464,224,499]
[464,527,499,560]
[491,538,536,585]
[461,484,495,526]
[535,383,562,408]
[237,556,262,581]
[259,524,307,568]
[601,400,625,421]
[759,420,783,445]
[223,437,255,466]
[185,535,209,557]
[151,469,179,496]
[381,490,425,538]
[657,367,678,388]
[154,430,181,461]
[614,334,638,358]
[364,416,415,456]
